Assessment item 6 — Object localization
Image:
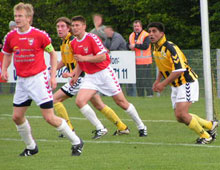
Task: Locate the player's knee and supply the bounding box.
[12,113,21,122]
[75,98,86,108]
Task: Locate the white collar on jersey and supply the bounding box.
[17,26,32,35]
[76,32,87,42]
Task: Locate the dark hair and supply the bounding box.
[56,17,71,26]
[71,15,86,24]
[105,25,114,31]
[147,22,165,32]
[133,20,142,27]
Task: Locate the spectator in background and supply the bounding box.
[104,26,127,51]
[9,21,17,30]
[90,14,107,42]
[7,21,17,94]
[129,20,153,97]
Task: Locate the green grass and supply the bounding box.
[0,94,220,170]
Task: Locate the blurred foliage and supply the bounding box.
[0,0,219,50]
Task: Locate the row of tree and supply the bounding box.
[0,0,219,50]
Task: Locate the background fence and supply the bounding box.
[0,49,219,98]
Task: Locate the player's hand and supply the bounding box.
[152,80,160,92]
[1,71,9,81]
[70,76,78,86]
[62,72,72,78]
[154,82,165,93]
[50,77,57,90]
[74,54,85,62]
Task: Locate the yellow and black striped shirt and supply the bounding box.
[60,33,84,76]
[152,35,198,87]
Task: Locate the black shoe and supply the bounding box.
[58,134,65,138]
[207,120,219,140]
[92,128,108,139]
[19,146,38,156]
[72,139,84,156]
[113,127,130,136]
[196,137,213,144]
[139,126,147,137]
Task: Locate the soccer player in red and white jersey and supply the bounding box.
[69,15,147,137]
[1,2,83,156]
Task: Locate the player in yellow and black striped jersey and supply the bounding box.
[152,35,198,87]
[147,22,218,144]
[53,17,129,139]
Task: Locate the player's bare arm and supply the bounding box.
[57,60,65,70]
[152,72,163,92]
[48,50,58,90]
[74,53,107,63]
[1,54,12,81]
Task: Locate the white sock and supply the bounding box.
[16,119,36,150]
[56,119,80,145]
[80,104,104,130]
[126,103,145,129]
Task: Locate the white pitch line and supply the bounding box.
[0,138,220,148]
[0,114,176,123]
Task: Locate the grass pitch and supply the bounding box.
[0,94,220,170]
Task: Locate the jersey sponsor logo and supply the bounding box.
[28,38,34,46]
[13,46,20,55]
[83,47,88,54]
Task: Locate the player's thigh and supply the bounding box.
[76,89,97,107]
[53,89,70,103]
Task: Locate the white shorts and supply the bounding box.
[13,70,53,106]
[61,77,84,97]
[171,79,199,109]
[80,66,121,96]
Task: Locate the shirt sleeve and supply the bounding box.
[169,46,186,71]
[90,35,107,55]
[41,31,52,50]
[2,34,13,54]
[135,36,150,50]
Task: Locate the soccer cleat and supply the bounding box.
[19,145,38,156]
[113,127,130,136]
[196,137,213,144]
[92,128,108,139]
[58,133,65,138]
[71,139,84,156]
[139,126,147,137]
[207,120,219,140]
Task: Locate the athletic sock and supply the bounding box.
[100,105,127,131]
[190,113,212,130]
[80,104,104,130]
[188,116,210,138]
[54,102,74,130]
[16,119,36,150]
[125,103,145,130]
[56,119,80,145]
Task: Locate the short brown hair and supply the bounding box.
[133,20,142,27]
[56,17,71,26]
[71,15,86,25]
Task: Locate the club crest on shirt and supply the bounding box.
[28,38,34,46]
[83,47,88,54]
